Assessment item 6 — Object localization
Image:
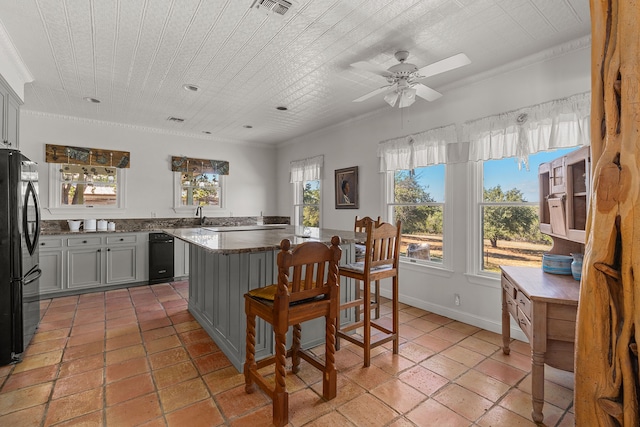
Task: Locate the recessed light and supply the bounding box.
[276,106,288,111]
[183,84,200,92]
[243,125,253,129]
[167,116,185,123]
[84,97,101,103]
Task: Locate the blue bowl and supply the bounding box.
[542,253,572,275]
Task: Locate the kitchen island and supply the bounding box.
[163,225,360,371]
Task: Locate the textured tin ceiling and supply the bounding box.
[0,0,590,145]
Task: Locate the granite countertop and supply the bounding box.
[163,226,361,254]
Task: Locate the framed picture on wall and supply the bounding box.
[335,166,359,209]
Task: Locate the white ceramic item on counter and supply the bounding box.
[84,218,97,231]
[108,222,116,231]
[67,220,82,232]
[97,219,108,231]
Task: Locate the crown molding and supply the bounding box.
[21,110,272,149]
[0,20,34,99]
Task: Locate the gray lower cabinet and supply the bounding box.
[39,232,149,296]
[174,238,189,278]
[187,243,354,372]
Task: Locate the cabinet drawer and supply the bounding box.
[505,294,518,319]
[515,290,532,320]
[106,234,138,245]
[67,236,102,247]
[40,238,63,248]
[517,307,532,340]
[501,275,517,299]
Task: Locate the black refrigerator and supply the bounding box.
[0,149,41,365]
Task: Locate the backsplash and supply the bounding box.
[41,216,290,235]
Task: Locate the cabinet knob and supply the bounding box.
[83,240,87,244]
[120,238,124,241]
[107,248,111,251]
[97,249,101,252]
[40,242,45,246]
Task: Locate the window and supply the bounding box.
[48,163,126,212]
[293,180,320,227]
[474,147,577,274]
[174,172,225,212]
[386,164,445,264]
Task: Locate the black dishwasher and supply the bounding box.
[149,232,174,284]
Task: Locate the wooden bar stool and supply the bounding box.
[243,237,342,427]
[338,221,401,367]
[353,216,382,320]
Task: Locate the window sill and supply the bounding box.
[400,258,454,278]
[464,272,501,288]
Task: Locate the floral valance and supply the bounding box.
[290,155,323,183]
[377,124,457,171]
[171,156,229,175]
[463,92,591,169]
[45,144,130,168]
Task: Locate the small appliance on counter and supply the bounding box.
[84,218,96,231]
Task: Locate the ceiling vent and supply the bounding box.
[167,116,185,123]
[250,0,296,17]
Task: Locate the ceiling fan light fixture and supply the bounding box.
[398,88,416,108]
[384,91,399,107]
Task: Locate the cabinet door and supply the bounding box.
[6,95,19,148]
[68,248,102,288]
[39,249,64,293]
[106,246,136,284]
[174,238,189,277]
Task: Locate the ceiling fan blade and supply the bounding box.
[417,53,471,79]
[415,84,442,102]
[350,61,393,77]
[352,84,396,103]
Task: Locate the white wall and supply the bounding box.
[275,46,591,338]
[19,114,278,219]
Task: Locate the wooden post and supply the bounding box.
[575,1,640,425]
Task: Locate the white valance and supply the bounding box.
[377,124,457,171]
[290,155,324,183]
[464,92,591,169]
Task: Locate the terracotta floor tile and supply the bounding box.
[105,344,146,365]
[106,315,139,328]
[403,306,430,317]
[228,405,273,427]
[370,353,415,376]
[457,335,500,356]
[153,361,198,389]
[445,321,482,336]
[302,409,354,427]
[105,307,135,320]
[44,387,103,426]
[517,373,575,409]
[105,356,150,383]
[491,347,532,372]
[475,357,527,386]
[174,320,202,334]
[24,338,67,356]
[396,341,434,363]
[148,347,190,370]
[412,332,455,353]
[157,377,210,412]
[203,366,245,395]
[557,411,575,427]
[473,329,505,347]
[440,345,486,368]
[456,369,511,402]
[0,365,58,393]
[30,328,70,344]
[12,350,63,374]
[476,405,537,427]
[370,378,427,413]
[185,340,220,358]
[105,372,156,406]
[0,404,45,427]
[338,392,399,426]
[58,354,104,378]
[169,311,196,325]
[140,317,173,331]
[145,334,182,354]
[344,364,393,391]
[193,351,232,374]
[62,340,105,362]
[105,324,140,339]
[165,399,225,427]
[51,368,103,399]
[105,393,163,426]
[423,313,455,326]
[105,331,142,351]
[51,410,104,427]
[36,319,73,332]
[70,321,106,336]
[419,354,469,381]
[66,330,104,348]
[179,327,211,343]
[510,339,532,356]
[433,383,492,421]
[334,346,365,371]
[406,398,471,427]
[398,324,424,341]
[398,365,449,396]
[0,383,53,414]
[215,384,270,419]
[142,325,177,342]
[429,326,470,343]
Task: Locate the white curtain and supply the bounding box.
[289,155,323,183]
[377,124,457,171]
[464,92,591,169]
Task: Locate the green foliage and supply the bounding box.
[483,185,538,248]
[303,182,320,227]
[394,171,441,234]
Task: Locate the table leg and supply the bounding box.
[531,350,545,423]
[501,290,511,355]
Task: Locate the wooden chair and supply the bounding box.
[353,216,382,320]
[338,221,401,367]
[244,237,342,427]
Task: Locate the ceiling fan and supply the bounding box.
[351,51,471,108]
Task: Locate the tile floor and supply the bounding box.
[0,280,575,426]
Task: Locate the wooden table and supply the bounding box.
[500,266,580,423]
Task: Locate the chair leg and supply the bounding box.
[273,324,289,426]
[354,279,361,322]
[291,323,301,374]
[374,280,381,319]
[323,314,337,400]
[363,280,371,367]
[244,312,257,393]
[392,275,399,354]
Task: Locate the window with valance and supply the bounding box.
[290,155,323,227]
[171,156,229,211]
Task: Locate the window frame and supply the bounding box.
[47,163,127,214]
[173,172,226,214]
[383,164,453,271]
[293,179,321,227]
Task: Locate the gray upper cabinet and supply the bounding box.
[0,78,21,149]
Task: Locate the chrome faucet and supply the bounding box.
[195,206,205,225]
